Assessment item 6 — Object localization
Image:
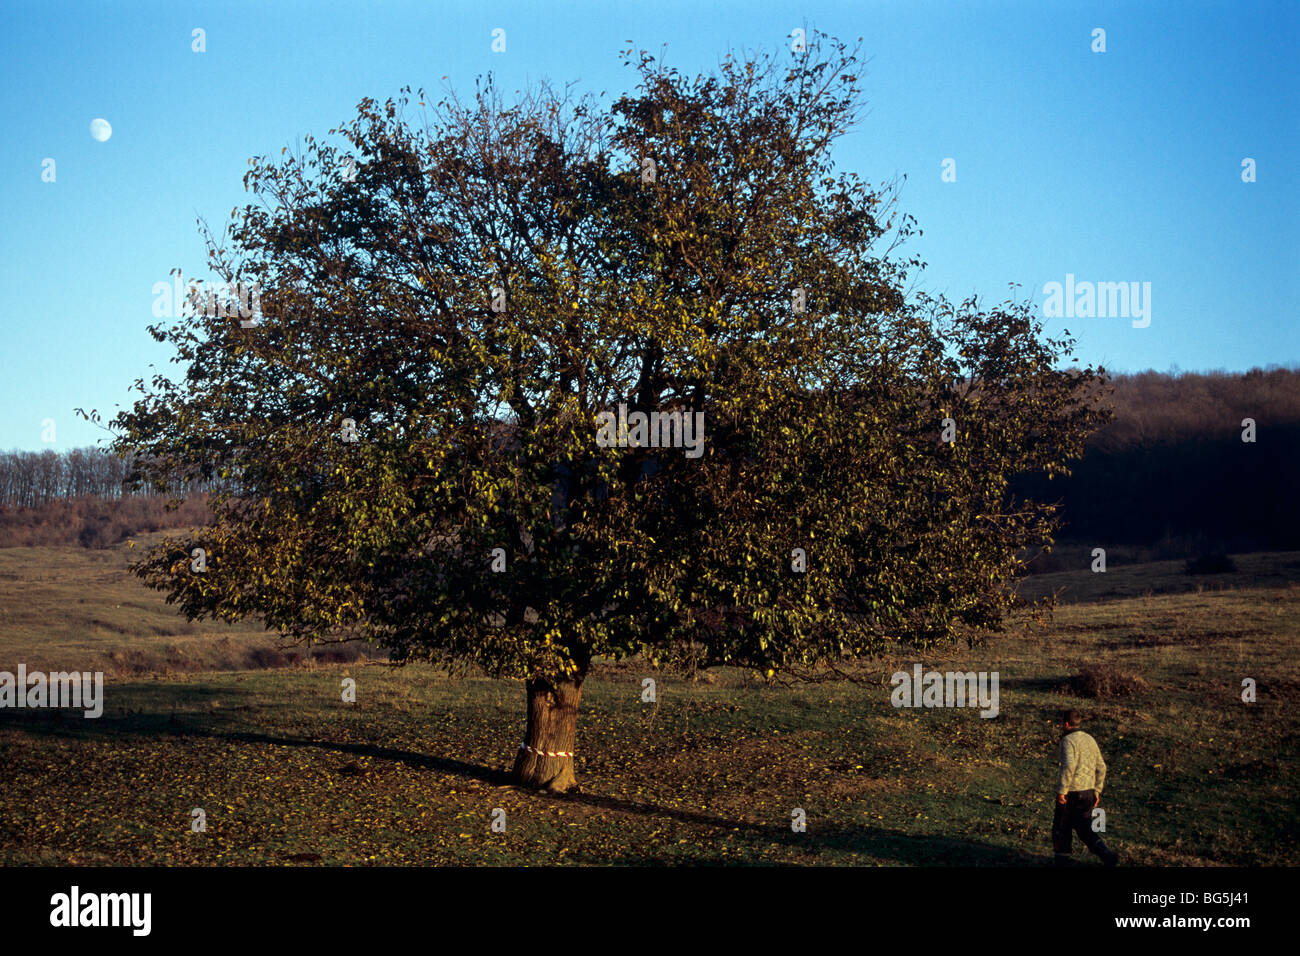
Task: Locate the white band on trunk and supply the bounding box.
[519,743,574,758]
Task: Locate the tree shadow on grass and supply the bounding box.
[216,728,518,787]
[2,705,515,788]
[548,803,1048,866]
[4,683,1048,865]
[790,824,1048,866]
[482,786,1046,866]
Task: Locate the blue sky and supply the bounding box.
[2,0,1296,451]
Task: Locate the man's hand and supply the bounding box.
[1092,793,1101,809]
[1056,793,1067,805]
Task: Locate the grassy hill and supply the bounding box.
[0,533,371,674]
[0,540,1295,865]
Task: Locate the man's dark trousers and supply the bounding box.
[1053,789,1117,865]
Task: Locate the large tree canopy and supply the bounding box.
[100,35,1109,791]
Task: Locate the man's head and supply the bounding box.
[1062,709,1082,732]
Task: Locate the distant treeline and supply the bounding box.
[0,447,222,508]
[0,448,218,548]
[2,367,1297,551]
[1015,366,1300,552]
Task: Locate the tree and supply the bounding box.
[97,34,1110,792]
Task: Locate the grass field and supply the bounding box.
[0,540,1296,865]
[0,535,370,674]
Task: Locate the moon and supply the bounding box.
[89,118,112,142]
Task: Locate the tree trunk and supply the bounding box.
[511,673,584,793]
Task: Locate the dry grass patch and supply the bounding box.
[1066,664,1149,699]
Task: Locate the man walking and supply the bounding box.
[1052,709,1119,866]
